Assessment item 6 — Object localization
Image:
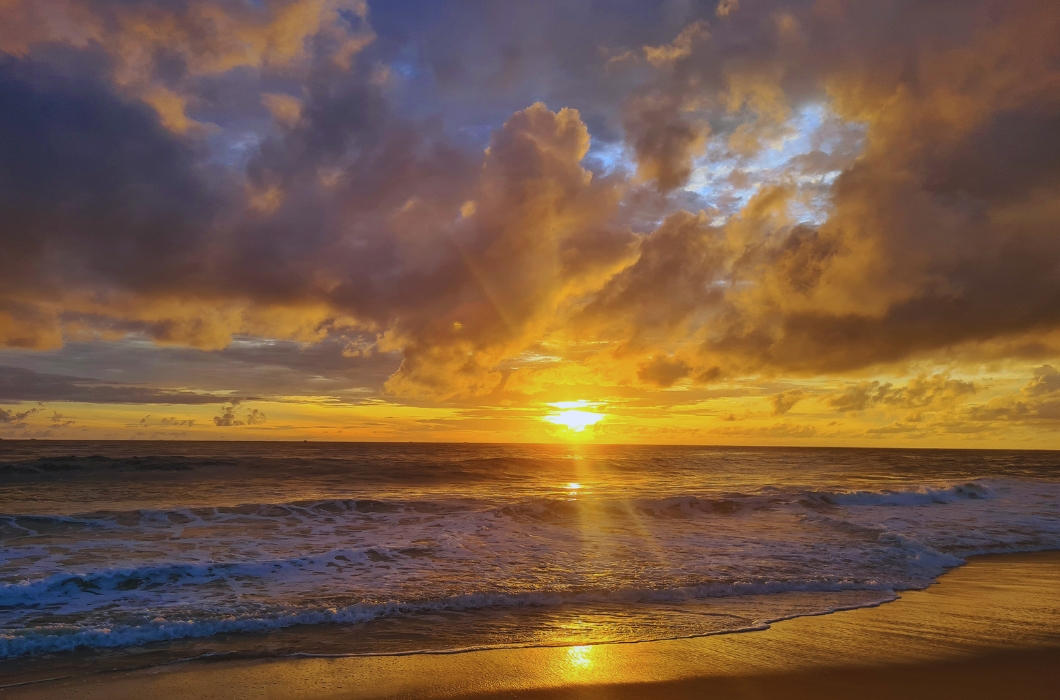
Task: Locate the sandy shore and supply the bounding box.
[3,551,1060,699]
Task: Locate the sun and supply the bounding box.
[542,401,606,432]
[544,410,605,431]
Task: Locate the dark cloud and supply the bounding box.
[771,389,805,416]
[138,415,197,428]
[0,0,1059,405]
[828,375,977,414]
[212,400,266,427]
[685,0,1060,376]
[828,381,892,413]
[579,210,726,342]
[0,366,231,404]
[0,57,224,347]
[0,406,40,424]
[1,336,401,401]
[637,354,692,388]
[624,95,709,191]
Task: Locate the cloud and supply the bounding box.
[715,0,739,19]
[579,210,726,340]
[262,92,304,128]
[637,354,692,388]
[690,1,1060,375]
[623,95,710,191]
[136,415,197,428]
[710,421,818,439]
[828,381,892,413]
[643,21,710,68]
[771,389,805,416]
[965,366,1060,424]
[1023,365,1060,397]
[49,410,76,428]
[161,416,197,427]
[0,366,232,404]
[0,58,227,347]
[0,0,374,130]
[212,400,265,427]
[212,404,239,426]
[586,0,1060,387]
[827,375,977,414]
[0,406,40,424]
[1,0,1060,410]
[380,102,631,399]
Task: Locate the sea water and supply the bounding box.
[1,442,1058,664]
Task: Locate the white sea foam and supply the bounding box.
[0,579,907,658]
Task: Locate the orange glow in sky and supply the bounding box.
[1,0,1059,448]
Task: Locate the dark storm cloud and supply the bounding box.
[0,366,231,404]
[0,58,224,345]
[1,0,1060,402]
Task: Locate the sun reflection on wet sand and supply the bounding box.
[565,645,594,671]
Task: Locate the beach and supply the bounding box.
[4,551,1058,699]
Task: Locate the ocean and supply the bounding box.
[1,441,1059,667]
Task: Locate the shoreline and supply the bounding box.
[2,551,1060,699]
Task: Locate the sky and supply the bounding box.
[1,0,1060,446]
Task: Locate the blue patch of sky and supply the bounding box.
[683,103,864,227]
[207,129,265,169]
[455,123,495,147]
[585,138,635,177]
[390,59,417,79]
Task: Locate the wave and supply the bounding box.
[0,498,469,536]
[491,482,1000,522]
[808,482,995,507]
[0,481,1002,531]
[11,541,1060,660]
[0,547,409,605]
[0,575,914,659]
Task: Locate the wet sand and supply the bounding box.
[3,552,1060,699]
